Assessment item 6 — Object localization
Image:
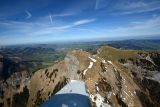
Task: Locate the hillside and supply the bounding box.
[0,46,160,107]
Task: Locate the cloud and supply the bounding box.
[95,0,100,10]
[101,16,160,37]
[33,18,96,35]
[46,19,96,32]
[25,10,32,19]
[49,14,53,24]
[0,17,96,37]
[130,17,160,29]
[112,0,160,14]
[50,19,96,31]
[0,0,54,19]
[52,12,74,17]
[73,19,96,26]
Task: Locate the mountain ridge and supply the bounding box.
[0,45,160,107]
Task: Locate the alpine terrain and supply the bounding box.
[0,45,160,107]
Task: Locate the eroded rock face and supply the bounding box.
[117,52,160,107]
[65,52,80,80]
[0,71,30,107]
[140,77,160,107]
[0,56,30,80]
[0,57,16,80]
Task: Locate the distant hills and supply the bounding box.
[107,39,160,50]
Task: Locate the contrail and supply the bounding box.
[25,10,32,19]
[49,14,53,24]
[95,0,100,10]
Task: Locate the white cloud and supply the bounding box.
[102,16,160,37]
[49,14,53,24]
[130,17,160,29]
[0,18,96,37]
[33,19,96,35]
[112,0,160,14]
[73,19,96,26]
[52,12,74,17]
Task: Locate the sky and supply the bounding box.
[0,0,160,45]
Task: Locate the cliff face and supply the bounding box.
[0,56,30,80]
[0,71,30,107]
[118,52,160,107]
[0,57,15,80]
[0,46,160,107]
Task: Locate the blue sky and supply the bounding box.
[0,0,160,45]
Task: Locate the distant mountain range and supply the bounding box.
[107,39,160,50]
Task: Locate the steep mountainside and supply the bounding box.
[98,46,160,107]
[0,46,160,107]
[0,56,32,80]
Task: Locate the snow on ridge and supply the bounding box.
[88,62,94,69]
[83,56,96,76]
[90,94,111,107]
[102,59,106,63]
[89,57,97,62]
[83,62,93,75]
[96,86,100,92]
[107,61,113,65]
[83,69,88,75]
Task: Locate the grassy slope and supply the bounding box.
[98,45,160,62]
[98,46,140,61]
[97,46,152,75]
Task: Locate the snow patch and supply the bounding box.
[89,57,97,62]
[90,94,111,107]
[107,61,113,65]
[123,98,126,101]
[83,69,88,75]
[102,60,106,63]
[83,62,93,75]
[88,62,93,69]
[96,86,100,92]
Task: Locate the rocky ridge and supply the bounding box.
[0,46,160,107]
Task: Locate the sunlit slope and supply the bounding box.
[98,46,141,61]
[98,46,160,107]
